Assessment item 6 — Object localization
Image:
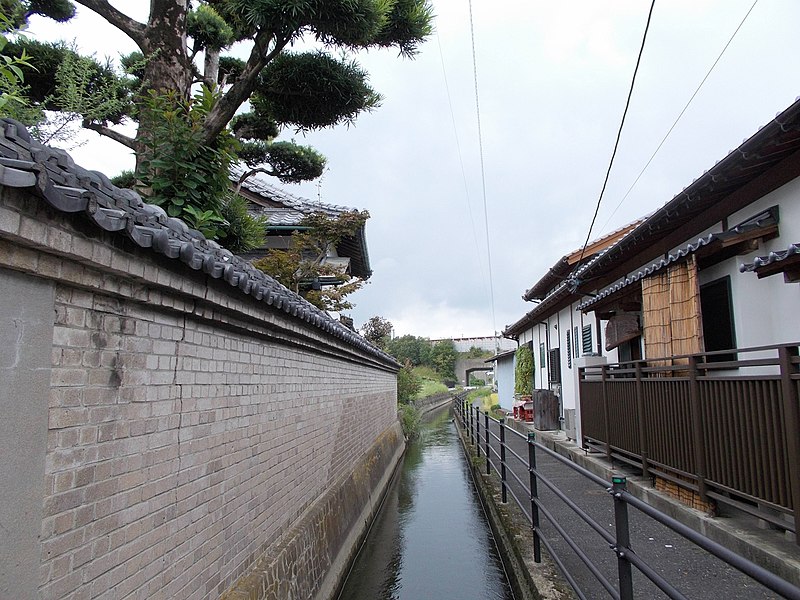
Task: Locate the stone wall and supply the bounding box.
[0,176,401,599]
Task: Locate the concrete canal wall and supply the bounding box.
[0,127,402,600]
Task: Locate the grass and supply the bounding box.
[468,387,503,419]
[412,366,449,399]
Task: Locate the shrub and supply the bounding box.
[398,403,421,440]
[514,345,534,396]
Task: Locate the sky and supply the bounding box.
[25,0,800,339]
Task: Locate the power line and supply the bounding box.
[575,0,657,267]
[598,0,759,235]
[435,30,491,300]
[467,0,498,339]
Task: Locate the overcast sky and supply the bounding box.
[27,0,800,339]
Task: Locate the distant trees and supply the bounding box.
[382,335,458,382]
[396,361,421,404]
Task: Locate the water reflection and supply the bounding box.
[338,408,515,600]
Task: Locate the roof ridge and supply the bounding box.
[0,119,395,366]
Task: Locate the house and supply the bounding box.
[230,164,372,282]
[502,96,800,539]
[502,220,643,437]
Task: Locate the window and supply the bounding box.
[566,330,572,368]
[548,348,561,384]
[573,326,579,358]
[539,342,546,365]
[700,276,737,362]
[582,324,593,355]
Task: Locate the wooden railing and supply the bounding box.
[579,343,800,542]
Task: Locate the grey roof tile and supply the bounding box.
[0,118,396,367]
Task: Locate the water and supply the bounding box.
[337,407,515,600]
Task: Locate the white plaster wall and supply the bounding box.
[496,354,515,411]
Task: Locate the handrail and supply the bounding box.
[451,395,800,600]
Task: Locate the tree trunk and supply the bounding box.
[204,48,220,89]
[133,0,193,171]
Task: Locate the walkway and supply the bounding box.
[473,410,788,599]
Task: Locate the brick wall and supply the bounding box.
[0,187,402,600]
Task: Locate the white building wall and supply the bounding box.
[496,354,515,411]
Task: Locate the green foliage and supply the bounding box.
[237,139,326,183]
[385,334,430,366]
[6,39,131,123]
[415,376,447,399]
[463,345,492,359]
[231,110,278,141]
[182,205,227,239]
[430,340,457,380]
[254,51,382,131]
[1,0,75,27]
[397,402,421,440]
[217,55,245,84]
[26,0,75,22]
[110,170,136,189]
[514,345,534,396]
[219,194,266,253]
[360,315,393,349]
[468,376,486,387]
[397,361,421,404]
[0,14,35,116]
[188,4,234,51]
[135,86,236,221]
[252,210,369,311]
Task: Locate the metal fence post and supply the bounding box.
[611,475,634,600]
[528,432,541,563]
[485,411,491,475]
[476,405,482,458]
[779,345,800,545]
[469,403,474,446]
[500,418,507,503]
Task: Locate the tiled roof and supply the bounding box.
[0,118,395,367]
[230,164,352,223]
[503,94,800,339]
[572,96,800,289]
[740,243,800,273]
[577,234,716,310]
[229,164,372,278]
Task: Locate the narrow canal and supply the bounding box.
[337,406,515,600]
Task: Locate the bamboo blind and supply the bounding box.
[642,255,703,368]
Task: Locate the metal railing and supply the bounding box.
[579,342,800,540]
[452,396,800,600]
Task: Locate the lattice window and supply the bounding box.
[566,330,572,368]
[582,324,593,355]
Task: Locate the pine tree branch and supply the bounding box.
[234,166,277,195]
[82,121,138,150]
[202,31,289,144]
[73,1,148,49]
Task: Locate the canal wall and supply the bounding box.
[0,122,402,600]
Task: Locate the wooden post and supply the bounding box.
[779,345,800,545]
[689,355,708,500]
[635,361,650,481]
